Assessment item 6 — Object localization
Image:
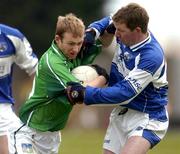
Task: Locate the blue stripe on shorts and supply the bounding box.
[143,129,161,148]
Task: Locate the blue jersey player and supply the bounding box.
[0,24,38,154]
[66,3,169,154]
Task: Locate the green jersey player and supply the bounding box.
[11,13,108,154]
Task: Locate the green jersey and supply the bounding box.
[19,40,102,131]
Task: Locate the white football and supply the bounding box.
[71,65,98,82]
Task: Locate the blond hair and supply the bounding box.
[55,13,85,38]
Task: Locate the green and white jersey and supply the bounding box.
[19,40,102,132]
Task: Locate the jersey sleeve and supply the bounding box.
[8,32,38,75]
[88,15,112,39]
[84,51,165,106]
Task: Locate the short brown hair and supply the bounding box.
[55,13,85,38]
[112,3,149,33]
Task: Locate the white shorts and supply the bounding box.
[103,106,169,154]
[10,125,61,154]
[0,104,24,153]
[0,104,21,136]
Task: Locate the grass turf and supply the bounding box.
[59,129,180,154]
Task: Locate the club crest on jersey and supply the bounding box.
[124,52,132,61]
[0,42,8,52]
[117,52,132,62]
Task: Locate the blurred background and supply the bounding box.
[1,0,180,153]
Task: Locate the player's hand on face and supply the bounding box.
[66,82,85,105]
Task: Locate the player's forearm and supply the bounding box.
[99,31,114,47]
[84,81,136,105]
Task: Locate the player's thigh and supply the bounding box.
[0,135,9,154]
[121,136,150,154]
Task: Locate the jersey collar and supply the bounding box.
[130,31,151,52]
[51,40,67,60]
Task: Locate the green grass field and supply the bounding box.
[59,129,180,154]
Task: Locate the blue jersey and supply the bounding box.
[0,24,38,104]
[84,17,168,121]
